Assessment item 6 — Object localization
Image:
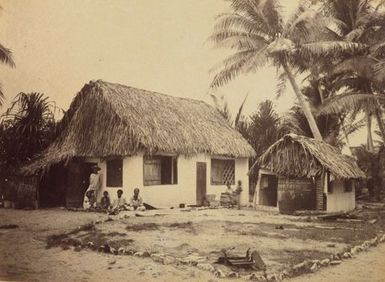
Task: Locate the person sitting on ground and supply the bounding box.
[100,191,111,210]
[112,189,129,211]
[83,190,96,210]
[128,188,146,211]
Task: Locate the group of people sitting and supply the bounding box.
[83,188,146,213]
[219,180,243,209]
[82,165,146,214]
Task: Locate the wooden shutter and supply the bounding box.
[106,158,123,187]
[144,157,161,186]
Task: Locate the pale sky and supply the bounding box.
[0,0,366,146]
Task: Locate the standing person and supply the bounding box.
[129,188,146,211]
[234,180,243,210]
[87,165,101,199]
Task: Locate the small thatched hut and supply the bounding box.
[23,80,255,207]
[252,134,365,214]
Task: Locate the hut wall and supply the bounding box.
[277,177,316,214]
[326,179,355,212]
[87,154,249,207]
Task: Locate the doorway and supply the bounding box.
[196,162,207,205]
[66,162,96,208]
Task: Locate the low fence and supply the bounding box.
[1,175,39,209]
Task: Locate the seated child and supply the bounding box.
[100,191,111,210]
[83,190,96,210]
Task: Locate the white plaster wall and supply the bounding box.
[87,154,249,207]
[327,179,355,212]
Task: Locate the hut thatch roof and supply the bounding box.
[256,133,365,179]
[23,80,255,174]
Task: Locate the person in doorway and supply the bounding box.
[112,189,129,211]
[234,180,243,209]
[100,191,111,210]
[128,188,146,211]
[87,165,101,199]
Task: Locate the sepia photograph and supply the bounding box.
[0,0,385,281]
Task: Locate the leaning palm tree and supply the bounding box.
[315,0,385,149]
[209,0,366,140]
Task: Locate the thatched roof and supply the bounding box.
[23,80,255,174]
[255,134,365,179]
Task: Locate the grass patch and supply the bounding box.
[107,231,127,237]
[0,224,19,229]
[46,233,69,248]
[272,249,332,266]
[168,221,193,228]
[126,223,159,232]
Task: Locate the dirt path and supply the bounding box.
[292,244,385,282]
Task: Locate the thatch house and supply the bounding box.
[252,134,365,214]
[23,80,255,208]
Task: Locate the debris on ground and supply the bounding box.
[217,248,266,271]
[362,203,385,211]
[0,224,19,229]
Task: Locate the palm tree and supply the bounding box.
[0,92,62,170]
[315,0,385,149]
[0,43,15,104]
[209,0,366,140]
[210,92,248,131]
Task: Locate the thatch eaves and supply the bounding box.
[23,80,255,174]
[256,133,365,179]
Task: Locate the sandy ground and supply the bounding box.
[0,208,384,282]
[292,244,385,282]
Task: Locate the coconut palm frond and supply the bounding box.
[209,30,268,50]
[275,71,287,99]
[300,41,368,57]
[0,43,15,67]
[332,56,375,77]
[234,93,248,127]
[316,93,385,116]
[230,0,283,37]
[373,60,385,83]
[210,48,268,89]
[345,26,366,41]
[214,13,267,36]
[370,41,385,56]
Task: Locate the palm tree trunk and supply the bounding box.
[282,63,323,140]
[374,108,385,143]
[366,109,374,152]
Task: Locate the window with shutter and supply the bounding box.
[143,155,178,186]
[106,158,123,187]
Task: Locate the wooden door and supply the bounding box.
[196,162,207,205]
[66,162,95,208]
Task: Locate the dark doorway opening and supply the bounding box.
[259,174,278,207]
[196,162,207,205]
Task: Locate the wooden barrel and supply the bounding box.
[277,177,316,214]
